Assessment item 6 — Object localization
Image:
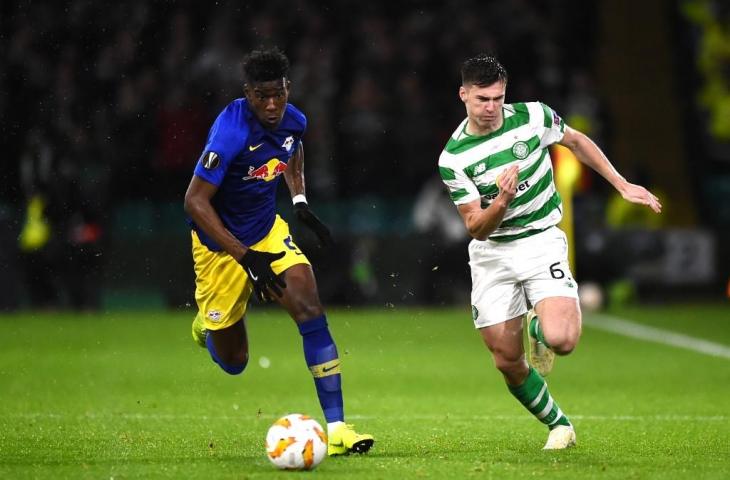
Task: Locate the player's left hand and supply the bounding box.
[294,202,334,247]
[619,182,662,213]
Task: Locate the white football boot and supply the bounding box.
[543,425,576,450]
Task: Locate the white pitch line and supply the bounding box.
[585,313,730,360]
[7,413,727,422]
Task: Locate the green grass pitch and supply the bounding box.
[1,304,729,479]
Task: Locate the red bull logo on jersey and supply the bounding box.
[243,158,288,182]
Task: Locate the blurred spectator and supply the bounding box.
[412,175,470,304]
[18,126,103,310]
[18,128,57,308]
[155,83,208,200]
[336,72,395,197]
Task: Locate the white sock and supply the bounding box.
[327,421,345,436]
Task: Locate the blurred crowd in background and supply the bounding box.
[2,0,599,202]
[1,0,727,310]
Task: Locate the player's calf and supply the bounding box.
[508,366,572,438]
[492,350,530,385]
[205,334,249,375]
[298,314,344,422]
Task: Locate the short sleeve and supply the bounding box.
[193,102,248,186]
[439,161,480,206]
[539,102,566,148]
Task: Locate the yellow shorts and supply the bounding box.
[192,215,310,331]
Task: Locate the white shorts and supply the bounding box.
[469,227,579,329]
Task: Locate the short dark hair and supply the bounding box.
[242,47,290,84]
[461,54,508,87]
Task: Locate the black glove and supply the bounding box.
[238,249,287,302]
[294,202,334,247]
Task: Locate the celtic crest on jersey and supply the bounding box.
[512,141,529,159]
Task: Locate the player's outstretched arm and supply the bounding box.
[283,143,334,247]
[559,126,662,213]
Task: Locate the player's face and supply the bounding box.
[244,79,290,129]
[459,80,506,135]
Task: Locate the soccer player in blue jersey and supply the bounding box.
[183,47,373,456]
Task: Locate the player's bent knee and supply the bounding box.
[542,319,581,355]
[205,332,250,375]
[216,354,249,375]
[551,336,578,355]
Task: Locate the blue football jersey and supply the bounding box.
[188,99,306,251]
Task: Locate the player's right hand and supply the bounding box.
[238,249,287,302]
[496,165,519,202]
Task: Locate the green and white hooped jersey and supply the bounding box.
[439,102,566,242]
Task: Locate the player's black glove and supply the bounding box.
[238,249,287,302]
[294,202,334,247]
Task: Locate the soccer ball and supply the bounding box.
[578,281,604,312]
[265,414,328,470]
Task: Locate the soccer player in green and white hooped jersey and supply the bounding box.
[439,55,662,449]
